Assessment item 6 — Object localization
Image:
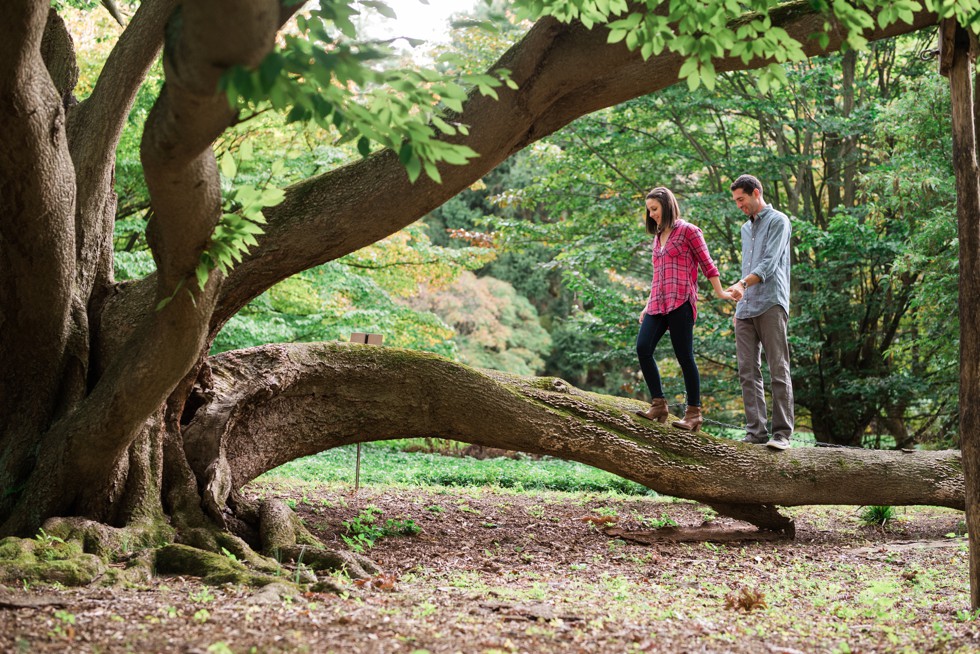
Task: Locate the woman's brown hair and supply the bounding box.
[645,187,681,235]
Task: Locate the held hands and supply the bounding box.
[717,288,737,302]
[724,283,744,301]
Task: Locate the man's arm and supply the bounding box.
[749,214,791,284]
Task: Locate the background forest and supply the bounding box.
[81,4,959,451]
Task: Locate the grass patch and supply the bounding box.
[259,441,653,495]
[860,505,897,527]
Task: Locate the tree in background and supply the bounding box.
[407,270,552,375]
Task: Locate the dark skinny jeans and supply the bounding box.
[636,301,700,407]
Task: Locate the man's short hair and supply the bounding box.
[730,174,763,195]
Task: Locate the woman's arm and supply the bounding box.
[687,225,720,279]
[708,275,735,301]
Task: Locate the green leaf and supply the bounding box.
[258,52,283,92]
[361,0,396,19]
[477,84,499,100]
[431,116,456,135]
[423,160,442,183]
[700,62,717,90]
[442,97,465,113]
[357,136,372,158]
[404,154,422,183]
[196,261,210,291]
[219,152,237,180]
[678,57,699,80]
[258,189,283,208]
[398,141,414,165]
[686,70,701,92]
[607,29,627,44]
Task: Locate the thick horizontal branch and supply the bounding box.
[183,343,964,527]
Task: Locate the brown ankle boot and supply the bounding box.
[636,397,669,422]
[672,405,703,431]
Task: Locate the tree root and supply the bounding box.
[0,501,375,591]
[0,517,179,587]
[0,533,106,587]
[42,516,175,559]
[154,544,285,586]
[708,503,796,535]
[160,499,380,587]
[273,544,379,580]
[258,499,379,579]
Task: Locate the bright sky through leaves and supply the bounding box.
[356,0,478,46]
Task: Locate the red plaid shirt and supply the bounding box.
[644,220,719,322]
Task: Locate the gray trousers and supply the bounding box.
[735,306,794,441]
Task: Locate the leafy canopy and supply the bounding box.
[222,0,519,184]
[513,0,979,91]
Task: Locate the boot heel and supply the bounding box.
[636,398,669,422]
[672,406,703,431]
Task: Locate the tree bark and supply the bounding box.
[0,1,78,520]
[942,18,980,609]
[181,343,964,533]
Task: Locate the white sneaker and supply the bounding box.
[767,436,791,451]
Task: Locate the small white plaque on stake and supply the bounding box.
[348,331,384,490]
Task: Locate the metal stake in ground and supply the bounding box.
[349,332,384,492]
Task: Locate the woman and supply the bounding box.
[635,187,734,431]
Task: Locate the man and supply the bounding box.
[725,175,794,450]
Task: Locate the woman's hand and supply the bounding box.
[708,276,739,303]
[639,309,646,324]
[717,289,736,301]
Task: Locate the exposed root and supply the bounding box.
[42,516,174,559]
[708,503,796,535]
[274,544,379,580]
[177,527,280,575]
[0,497,380,590]
[0,533,106,587]
[0,518,176,587]
[154,544,285,586]
[258,498,380,579]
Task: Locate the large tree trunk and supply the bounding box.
[0,0,279,536]
[942,19,980,609]
[181,342,964,536]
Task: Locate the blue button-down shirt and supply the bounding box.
[735,204,791,319]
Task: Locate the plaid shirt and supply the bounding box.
[644,220,720,322]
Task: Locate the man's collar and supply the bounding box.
[750,203,770,222]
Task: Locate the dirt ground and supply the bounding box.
[1,481,976,653]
